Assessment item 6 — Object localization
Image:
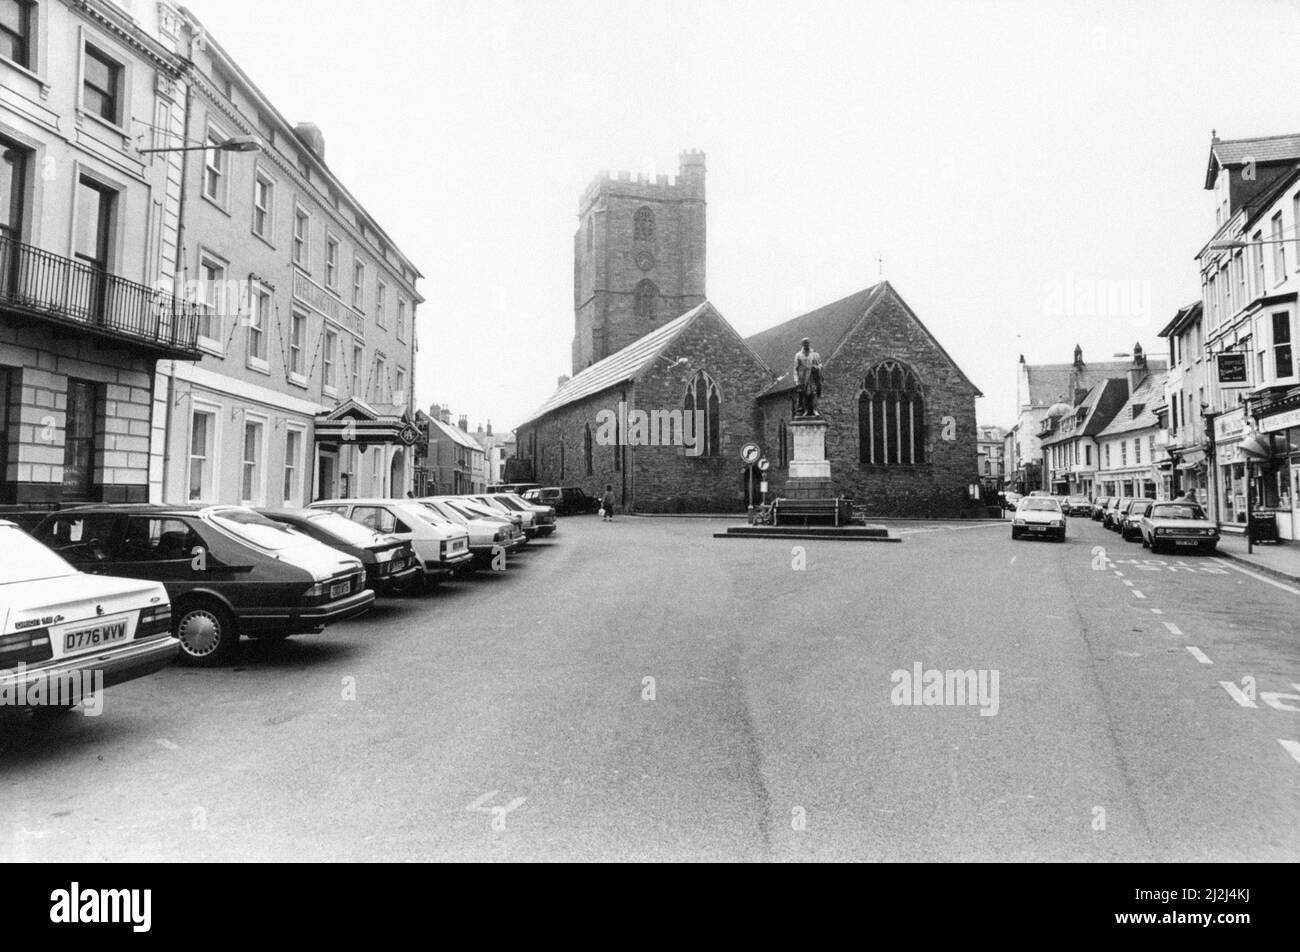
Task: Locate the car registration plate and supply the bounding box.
[64,620,127,653]
[1029,526,1046,532]
[330,580,351,599]
[1175,540,1200,547]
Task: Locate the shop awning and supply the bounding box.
[1177,448,1207,470]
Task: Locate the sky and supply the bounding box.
[188,0,1300,434]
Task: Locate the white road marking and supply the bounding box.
[1279,739,1300,766]
[1211,558,1300,596]
[1131,590,1146,599]
[1219,681,1258,708]
[1186,646,1213,665]
[1122,580,1134,587]
[155,739,179,750]
[1114,571,1125,577]
[1163,622,1184,636]
[1009,556,1017,564]
[1151,608,1163,615]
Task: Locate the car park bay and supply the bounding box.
[2,515,1297,862]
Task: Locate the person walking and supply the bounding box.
[601,484,616,521]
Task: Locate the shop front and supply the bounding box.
[1212,408,1247,527]
[1256,403,1300,541]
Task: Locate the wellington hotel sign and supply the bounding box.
[293,271,364,339]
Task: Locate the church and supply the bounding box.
[513,152,982,516]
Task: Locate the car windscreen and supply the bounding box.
[0,527,77,583]
[1150,504,1206,521]
[494,495,526,511]
[1018,499,1061,512]
[445,500,494,521]
[416,503,458,525]
[307,512,386,547]
[210,508,307,550]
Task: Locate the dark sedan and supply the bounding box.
[258,508,421,596]
[1119,498,1156,541]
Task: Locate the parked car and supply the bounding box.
[417,497,523,567]
[465,494,545,538]
[258,508,421,596]
[0,520,179,712]
[522,486,600,516]
[1119,498,1156,541]
[31,505,373,666]
[487,483,542,495]
[1028,490,1053,497]
[308,498,473,586]
[1139,501,1220,553]
[458,495,527,535]
[491,493,557,537]
[1092,497,1111,522]
[1063,496,1092,517]
[1103,497,1133,531]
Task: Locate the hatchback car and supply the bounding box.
[1119,498,1156,541]
[308,499,473,587]
[32,505,373,666]
[1092,497,1111,522]
[0,521,179,713]
[491,493,557,537]
[1103,497,1133,531]
[1063,496,1092,517]
[1011,497,1067,541]
[417,497,523,567]
[258,508,421,595]
[1139,501,1220,553]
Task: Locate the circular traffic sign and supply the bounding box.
[741,443,760,465]
[757,458,770,472]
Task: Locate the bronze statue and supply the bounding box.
[793,337,822,417]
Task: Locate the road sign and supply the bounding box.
[741,443,760,465]
[757,458,770,471]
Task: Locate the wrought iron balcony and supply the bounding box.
[0,234,204,359]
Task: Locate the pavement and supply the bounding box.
[1213,530,1300,585]
[1,513,1297,861]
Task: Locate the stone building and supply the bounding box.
[0,0,202,505]
[572,151,706,373]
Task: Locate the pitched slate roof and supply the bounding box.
[745,281,982,398]
[1023,356,1167,409]
[1206,133,1300,188]
[1159,301,1203,339]
[427,415,485,452]
[1097,372,1168,438]
[518,302,709,426]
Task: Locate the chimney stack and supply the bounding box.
[293,122,325,162]
[486,420,493,437]
[458,414,468,432]
[1128,342,1148,391]
[557,374,570,389]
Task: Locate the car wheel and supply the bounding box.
[1010,528,1020,540]
[173,599,238,667]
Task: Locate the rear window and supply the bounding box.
[210,508,305,550]
[1018,499,1061,512]
[308,512,387,547]
[0,527,77,583]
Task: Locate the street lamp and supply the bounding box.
[138,134,262,155]
[1205,237,1291,252]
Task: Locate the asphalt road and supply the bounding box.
[2,513,1298,861]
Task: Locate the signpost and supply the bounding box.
[741,443,761,511]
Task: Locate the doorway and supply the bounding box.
[317,448,337,501]
[62,379,97,501]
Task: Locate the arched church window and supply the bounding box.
[634,280,658,319]
[858,360,926,466]
[634,206,654,241]
[684,371,721,457]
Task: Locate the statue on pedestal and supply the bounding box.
[793,337,822,417]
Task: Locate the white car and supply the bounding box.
[0,521,179,713]
[490,492,557,538]
[462,494,530,534]
[1011,497,1067,542]
[416,497,523,567]
[309,499,472,586]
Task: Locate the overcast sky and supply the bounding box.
[190,0,1300,433]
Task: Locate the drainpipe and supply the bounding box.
[160,48,195,504]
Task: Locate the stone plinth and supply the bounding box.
[785,416,832,497]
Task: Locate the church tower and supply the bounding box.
[572,150,707,373]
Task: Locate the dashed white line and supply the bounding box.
[1151,608,1163,615]
[1186,646,1213,665]
[1113,571,1125,578]
[154,739,180,750]
[1219,681,1258,708]
[1131,590,1146,599]
[1122,580,1134,587]
[1279,739,1300,766]
[1163,622,1184,636]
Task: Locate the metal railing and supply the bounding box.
[0,234,204,357]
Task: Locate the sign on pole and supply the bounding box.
[741,443,760,465]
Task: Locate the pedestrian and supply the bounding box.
[601,484,616,521]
